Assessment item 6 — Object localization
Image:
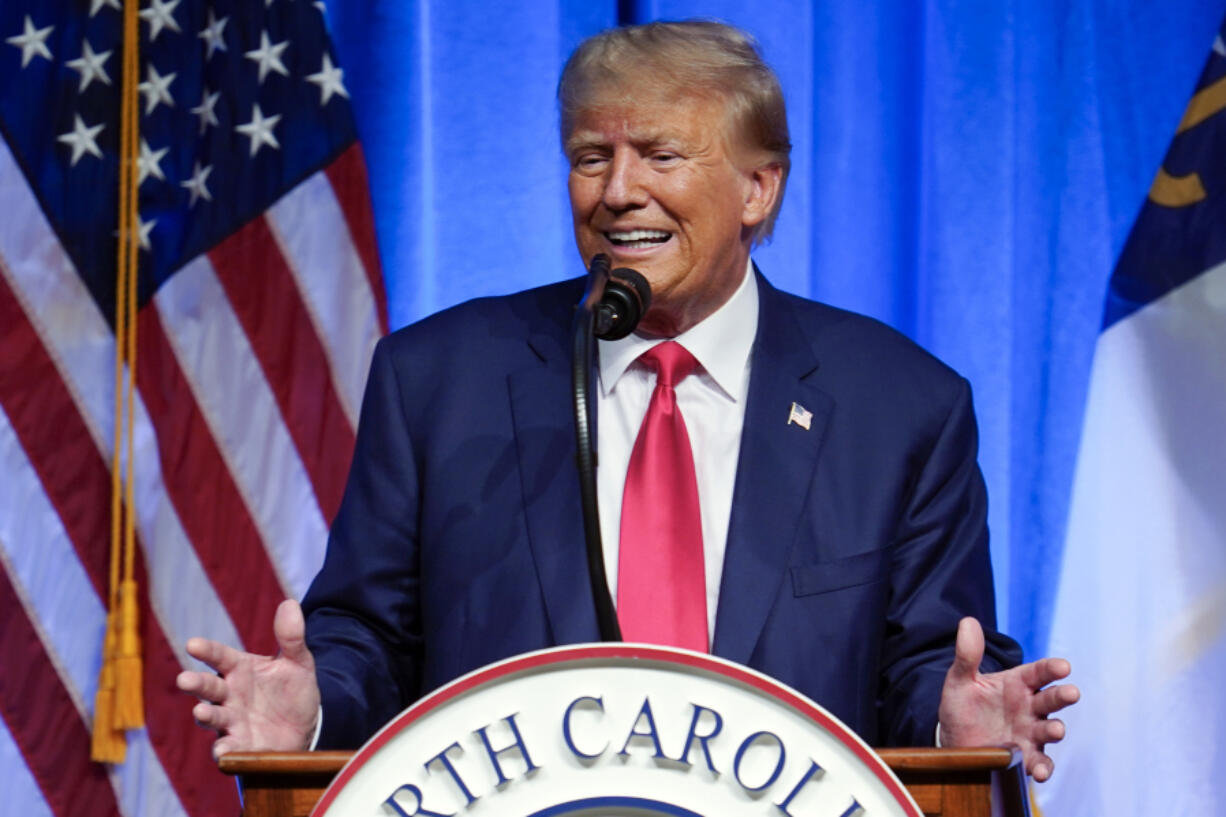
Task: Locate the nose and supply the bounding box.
[601,149,649,211]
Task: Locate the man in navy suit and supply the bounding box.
[179,21,1078,779]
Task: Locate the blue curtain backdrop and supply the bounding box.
[324,0,1222,662]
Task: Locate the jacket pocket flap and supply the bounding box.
[790,549,888,596]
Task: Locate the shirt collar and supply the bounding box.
[599,258,759,401]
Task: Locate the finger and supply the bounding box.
[1027,752,1055,782]
[948,617,985,681]
[273,599,312,667]
[1034,718,1065,745]
[1017,656,1072,690]
[192,700,233,732]
[213,735,242,760]
[1032,683,1080,716]
[185,636,244,675]
[175,669,203,694]
[176,670,229,703]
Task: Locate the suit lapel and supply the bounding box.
[713,277,833,665]
[508,319,601,646]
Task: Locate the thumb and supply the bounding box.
[273,599,311,666]
[948,617,985,682]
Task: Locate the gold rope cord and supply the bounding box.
[91,0,144,764]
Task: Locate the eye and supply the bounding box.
[571,152,609,174]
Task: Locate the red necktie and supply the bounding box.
[617,341,708,651]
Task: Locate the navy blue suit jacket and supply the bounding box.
[302,272,1022,749]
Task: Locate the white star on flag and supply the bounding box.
[6,15,53,68]
[180,161,214,206]
[138,139,169,185]
[245,31,290,84]
[138,64,177,115]
[138,216,155,250]
[66,40,113,92]
[191,89,221,133]
[89,0,121,16]
[57,115,105,166]
[306,53,348,104]
[117,216,157,251]
[198,10,228,59]
[140,0,182,42]
[235,103,282,156]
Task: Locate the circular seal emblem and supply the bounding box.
[313,644,923,817]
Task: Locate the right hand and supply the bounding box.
[176,599,322,758]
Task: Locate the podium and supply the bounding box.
[223,648,1032,817]
[220,746,1029,817]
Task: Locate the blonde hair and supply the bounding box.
[559,20,791,243]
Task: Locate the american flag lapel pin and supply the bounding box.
[787,401,813,430]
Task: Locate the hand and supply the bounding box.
[176,599,322,758]
[937,617,1080,781]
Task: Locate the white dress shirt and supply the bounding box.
[596,260,758,643]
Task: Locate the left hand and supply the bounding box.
[938,617,1080,781]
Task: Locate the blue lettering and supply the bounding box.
[675,703,723,773]
[617,697,667,759]
[837,798,865,817]
[733,731,786,793]
[562,695,608,760]
[774,760,824,815]
[382,783,455,817]
[423,742,478,806]
[474,712,540,787]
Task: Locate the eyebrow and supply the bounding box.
[564,127,680,156]
[564,131,607,155]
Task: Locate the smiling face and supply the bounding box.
[565,93,782,336]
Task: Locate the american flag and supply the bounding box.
[787,401,812,430]
[0,1,386,815]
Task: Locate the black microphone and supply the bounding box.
[569,254,653,642]
[594,267,652,340]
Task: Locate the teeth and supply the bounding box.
[607,229,670,244]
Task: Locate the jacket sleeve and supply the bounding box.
[301,336,425,749]
[877,377,1023,746]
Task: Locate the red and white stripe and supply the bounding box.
[153,254,329,600]
[0,130,386,817]
[0,713,56,817]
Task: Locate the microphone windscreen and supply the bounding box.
[609,267,652,313]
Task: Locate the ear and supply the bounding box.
[741,162,784,229]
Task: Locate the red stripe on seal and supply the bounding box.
[207,217,356,523]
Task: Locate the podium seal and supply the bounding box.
[313,644,923,817]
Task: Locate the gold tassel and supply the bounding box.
[112,579,144,728]
[90,612,126,763]
[93,0,143,761]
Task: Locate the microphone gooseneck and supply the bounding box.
[571,254,653,642]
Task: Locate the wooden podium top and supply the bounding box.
[220,746,1028,817]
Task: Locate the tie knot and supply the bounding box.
[640,341,700,388]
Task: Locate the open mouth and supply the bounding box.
[605,229,671,249]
